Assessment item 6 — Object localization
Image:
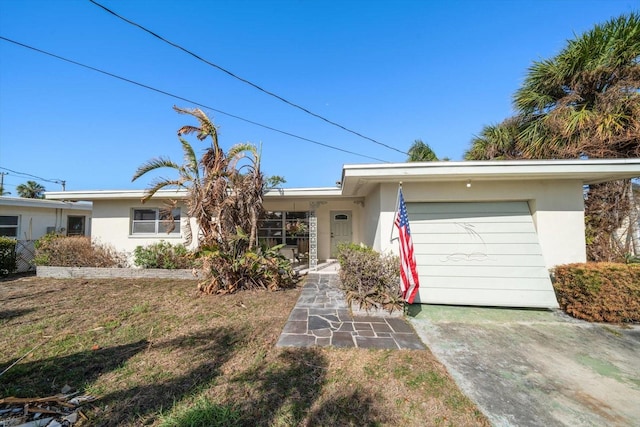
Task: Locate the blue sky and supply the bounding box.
[0,0,637,193]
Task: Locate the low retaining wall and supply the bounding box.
[37,266,201,280]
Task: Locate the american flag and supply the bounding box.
[394,188,420,304]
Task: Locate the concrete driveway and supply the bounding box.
[408,305,640,427]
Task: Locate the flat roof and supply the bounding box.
[341,159,640,196]
[45,159,640,201]
[0,197,92,210]
[45,187,344,201]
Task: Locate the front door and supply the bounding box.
[330,211,352,258]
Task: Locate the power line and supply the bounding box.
[89,0,409,156]
[0,166,64,185]
[0,36,388,163]
[0,167,66,190]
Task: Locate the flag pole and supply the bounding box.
[390,181,402,243]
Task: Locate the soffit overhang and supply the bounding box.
[340,159,640,197]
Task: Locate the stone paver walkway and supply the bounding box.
[277,272,425,349]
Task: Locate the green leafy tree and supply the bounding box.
[466,13,640,261]
[407,139,439,162]
[16,180,45,199]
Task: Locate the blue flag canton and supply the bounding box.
[397,192,411,230]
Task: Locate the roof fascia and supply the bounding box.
[0,197,92,210]
[341,159,640,196]
[45,189,187,201]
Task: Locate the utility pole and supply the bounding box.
[0,172,8,195]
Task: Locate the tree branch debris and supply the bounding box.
[0,388,94,427]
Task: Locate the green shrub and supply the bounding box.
[198,239,298,294]
[0,236,17,275]
[34,234,127,267]
[552,263,640,323]
[133,241,196,269]
[337,242,402,313]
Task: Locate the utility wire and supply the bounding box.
[0,36,387,163]
[0,166,64,185]
[89,0,409,156]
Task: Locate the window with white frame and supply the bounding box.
[0,216,19,238]
[258,211,308,246]
[131,208,180,235]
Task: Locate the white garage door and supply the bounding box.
[407,201,558,308]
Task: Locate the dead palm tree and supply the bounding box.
[134,106,296,295]
[133,106,266,250]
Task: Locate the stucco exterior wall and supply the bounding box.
[91,199,196,259]
[361,184,382,250]
[90,197,365,263]
[370,179,586,269]
[0,203,91,240]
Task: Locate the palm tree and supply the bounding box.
[465,118,524,160]
[514,13,639,159]
[132,137,201,242]
[0,184,10,196]
[133,106,264,250]
[134,106,293,294]
[407,139,438,162]
[16,181,45,199]
[466,13,640,261]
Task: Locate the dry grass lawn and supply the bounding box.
[0,275,488,426]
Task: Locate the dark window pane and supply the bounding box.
[159,208,181,220]
[260,220,282,229]
[0,228,17,237]
[286,212,307,220]
[0,216,19,226]
[134,209,157,220]
[67,216,84,236]
[262,211,282,220]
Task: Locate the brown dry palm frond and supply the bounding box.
[134,106,294,294]
[173,105,219,145]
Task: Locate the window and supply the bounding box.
[0,216,19,238]
[67,216,85,236]
[131,208,180,235]
[259,211,308,246]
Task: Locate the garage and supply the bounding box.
[407,201,559,308]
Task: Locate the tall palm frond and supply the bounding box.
[132,157,183,182]
[174,105,219,147]
[407,139,438,162]
[467,13,640,261]
[16,180,45,199]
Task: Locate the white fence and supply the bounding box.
[16,240,36,273]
